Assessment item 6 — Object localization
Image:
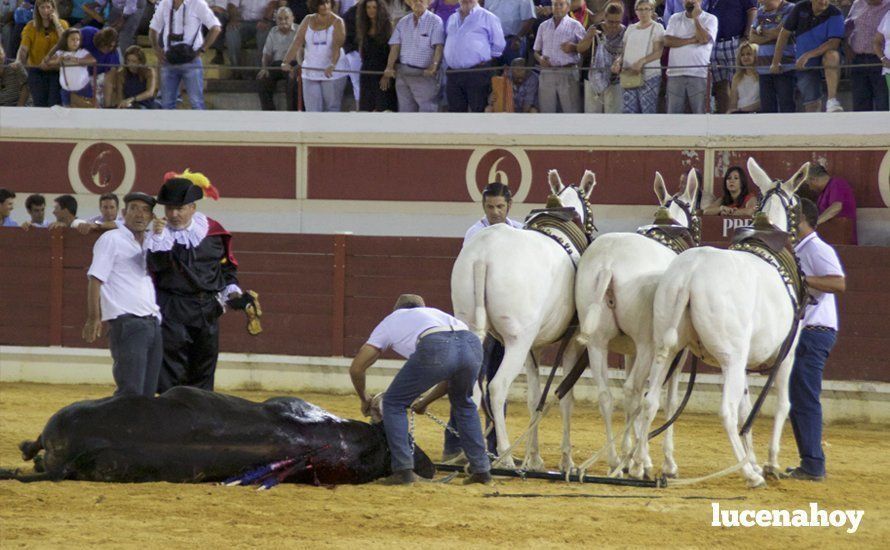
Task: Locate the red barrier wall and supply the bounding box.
[0,228,886,383]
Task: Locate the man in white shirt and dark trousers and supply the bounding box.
[664,0,718,113]
[83,192,162,397]
[349,294,492,485]
[785,198,846,482]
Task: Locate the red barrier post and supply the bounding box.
[331,233,347,356]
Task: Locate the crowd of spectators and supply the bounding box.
[1,0,889,112]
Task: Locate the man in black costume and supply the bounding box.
[146,170,253,393]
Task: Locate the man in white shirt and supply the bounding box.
[226,0,272,78]
[149,0,222,109]
[664,0,717,113]
[83,192,163,397]
[487,0,536,65]
[49,195,89,230]
[349,294,492,485]
[463,181,524,244]
[785,198,846,482]
[532,0,586,113]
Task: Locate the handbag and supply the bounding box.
[620,23,656,90]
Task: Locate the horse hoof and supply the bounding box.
[762,464,780,479]
[522,457,546,472]
[662,470,679,479]
[559,458,575,474]
[747,476,767,489]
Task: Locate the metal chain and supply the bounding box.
[424,410,499,462]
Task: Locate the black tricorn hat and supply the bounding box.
[123,192,157,208]
[156,178,204,206]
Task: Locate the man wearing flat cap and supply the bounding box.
[349,293,492,485]
[145,170,250,393]
[84,192,163,396]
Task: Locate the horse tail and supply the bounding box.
[576,269,612,348]
[658,279,690,352]
[472,261,488,341]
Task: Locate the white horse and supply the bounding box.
[637,158,810,487]
[451,170,595,471]
[574,170,700,478]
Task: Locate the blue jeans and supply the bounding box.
[444,334,502,456]
[160,58,205,110]
[27,68,62,107]
[789,328,837,477]
[383,330,490,474]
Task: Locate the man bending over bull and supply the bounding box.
[83,192,162,397]
[146,171,252,393]
[349,294,492,485]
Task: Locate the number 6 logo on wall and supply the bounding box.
[67,141,137,196]
[465,147,533,203]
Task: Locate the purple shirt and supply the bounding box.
[430,0,460,31]
[709,0,757,41]
[80,25,121,75]
[443,6,506,69]
[817,176,857,244]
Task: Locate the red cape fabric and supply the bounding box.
[207,218,238,267]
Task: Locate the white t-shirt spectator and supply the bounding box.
[880,11,890,76]
[150,0,221,51]
[623,21,664,81]
[665,11,717,78]
[87,226,161,322]
[57,49,92,92]
[367,307,468,358]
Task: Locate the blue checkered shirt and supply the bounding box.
[390,10,446,69]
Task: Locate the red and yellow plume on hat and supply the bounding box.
[164,169,220,200]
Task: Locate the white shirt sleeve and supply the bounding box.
[665,13,679,36]
[87,232,116,283]
[149,0,168,33]
[520,0,535,21]
[198,0,222,29]
[366,316,392,351]
[810,244,845,278]
[702,14,718,43]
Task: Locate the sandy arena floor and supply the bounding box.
[1,382,887,548]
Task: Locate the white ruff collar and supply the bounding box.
[145,212,209,252]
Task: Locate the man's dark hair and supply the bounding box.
[482,182,512,202]
[99,193,119,206]
[0,189,15,202]
[800,197,819,229]
[25,194,45,211]
[808,163,829,178]
[55,195,78,216]
[93,27,118,50]
[605,2,624,16]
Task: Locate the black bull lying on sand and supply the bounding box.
[1,387,435,485]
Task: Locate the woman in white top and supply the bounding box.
[43,27,96,108]
[728,42,760,113]
[617,0,663,113]
[282,0,349,112]
[875,10,890,99]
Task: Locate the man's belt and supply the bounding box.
[417,326,457,343]
[804,325,836,333]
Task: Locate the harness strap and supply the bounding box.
[648,353,697,440]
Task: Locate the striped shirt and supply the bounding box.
[390,10,445,69]
[533,15,586,67]
[752,0,796,74]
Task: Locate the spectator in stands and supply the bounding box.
[78,26,120,107]
[0,43,29,105]
[845,0,890,111]
[429,0,458,28]
[703,165,758,216]
[76,192,121,233]
[83,192,162,397]
[208,0,230,62]
[879,10,890,98]
[1,0,15,55]
[708,0,756,114]
[257,6,297,110]
[110,44,158,108]
[806,163,858,244]
[749,0,796,113]
[443,0,505,112]
[0,188,16,227]
[619,0,663,114]
[283,0,310,24]
[226,0,271,79]
[578,2,624,113]
[149,0,221,110]
[486,56,538,111]
[785,197,845,483]
[108,0,147,52]
[20,193,50,230]
[772,0,845,113]
[728,41,759,112]
[533,0,585,113]
[487,0,535,66]
[282,0,348,112]
[43,27,97,107]
[664,0,717,114]
[379,0,408,24]
[382,0,444,112]
[79,1,112,29]
[50,194,89,229]
[568,0,595,29]
[15,0,68,107]
[340,0,361,109]
[356,0,396,110]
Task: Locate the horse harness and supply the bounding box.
[636,196,701,254]
[523,189,595,266]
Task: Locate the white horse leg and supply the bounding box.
[621,353,640,463]
[737,378,762,476]
[522,353,546,471]
[630,347,671,479]
[590,345,620,472]
[488,337,535,469]
[661,350,683,479]
[720,364,766,488]
[557,342,584,473]
[766,352,795,477]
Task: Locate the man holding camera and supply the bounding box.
[149,0,222,109]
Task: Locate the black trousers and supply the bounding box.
[446,66,491,113]
[156,292,222,394]
[850,54,889,112]
[258,64,298,111]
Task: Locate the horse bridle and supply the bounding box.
[757,182,801,244]
[560,185,597,240]
[664,194,701,246]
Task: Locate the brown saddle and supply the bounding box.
[524,207,581,227]
[730,213,790,254]
[636,207,695,253]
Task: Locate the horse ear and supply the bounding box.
[683,168,699,203]
[784,161,810,194]
[579,170,596,198]
[548,169,564,195]
[747,157,773,195]
[653,171,668,206]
